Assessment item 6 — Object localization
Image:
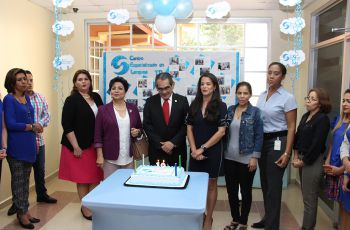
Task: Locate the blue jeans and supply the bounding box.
[33,145,47,198]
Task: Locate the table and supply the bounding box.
[82,169,209,230]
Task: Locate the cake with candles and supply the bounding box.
[125,160,189,188]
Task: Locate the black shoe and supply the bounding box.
[37,195,57,203]
[29,217,40,223]
[17,214,34,229]
[81,208,92,221]
[224,221,239,230]
[251,220,265,229]
[7,204,17,216]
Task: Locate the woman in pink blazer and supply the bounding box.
[94,77,142,179]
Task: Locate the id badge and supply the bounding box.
[274,137,281,151]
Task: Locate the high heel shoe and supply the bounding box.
[29,217,40,223]
[17,214,34,229]
[81,208,92,221]
[203,216,213,230]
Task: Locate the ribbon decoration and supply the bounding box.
[279,1,304,81]
[53,0,75,104]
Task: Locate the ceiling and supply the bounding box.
[29,0,317,13]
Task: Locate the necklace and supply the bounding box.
[113,106,126,112]
[14,94,26,104]
[235,106,247,120]
[113,102,126,111]
[81,93,90,99]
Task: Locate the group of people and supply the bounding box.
[1,68,57,229]
[1,61,350,230]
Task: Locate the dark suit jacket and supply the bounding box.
[61,92,103,151]
[94,102,141,160]
[143,93,189,167]
[293,111,330,165]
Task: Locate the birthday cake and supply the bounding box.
[125,165,189,188]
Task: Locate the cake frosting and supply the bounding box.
[125,165,189,188]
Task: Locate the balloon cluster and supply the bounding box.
[138,0,193,34]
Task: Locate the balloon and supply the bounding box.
[138,0,157,19]
[155,15,176,34]
[153,0,178,16]
[173,0,193,19]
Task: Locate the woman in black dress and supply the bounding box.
[186,72,227,230]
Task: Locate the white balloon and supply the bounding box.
[155,15,176,34]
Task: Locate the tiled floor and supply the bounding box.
[0,177,334,230]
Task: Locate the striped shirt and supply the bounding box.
[29,92,50,147]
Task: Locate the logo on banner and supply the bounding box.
[111,55,129,75]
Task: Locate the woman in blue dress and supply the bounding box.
[324,90,350,201]
[4,68,41,229]
[0,92,8,182]
[335,89,350,229]
[186,72,227,230]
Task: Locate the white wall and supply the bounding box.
[0,0,57,205]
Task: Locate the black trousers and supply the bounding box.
[33,145,48,198]
[258,136,287,230]
[224,159,256,225]
[0,159,2,181]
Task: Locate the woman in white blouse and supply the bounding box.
[94,77,142,179]
[252,62,297,230]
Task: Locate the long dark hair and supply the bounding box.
[189,72,221,122]
[71,69,93,96]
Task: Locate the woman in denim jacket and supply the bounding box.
[224,82,263,230]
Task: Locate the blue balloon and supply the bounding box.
[153,0,178,16]
[173,0,193,19]
[138,0,157,19]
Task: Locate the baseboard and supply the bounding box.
[0,170,58,209]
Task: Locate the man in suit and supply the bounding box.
[143,72,189,168]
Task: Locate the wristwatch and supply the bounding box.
[200,145,207,151]
[31,124,35,131]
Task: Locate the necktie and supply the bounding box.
[163,99,170,125]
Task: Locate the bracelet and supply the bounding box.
[31,124,35,131]
[284,152,290,158]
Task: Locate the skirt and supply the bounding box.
[59,145,103,184]
[325,174,343,201]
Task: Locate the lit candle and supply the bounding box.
[179,155,182,168]
[161,160,166,167]
[175,163,177,176]
[134,160,137,172]
[142,154,145,166]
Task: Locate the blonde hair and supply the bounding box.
[332,89,350,133]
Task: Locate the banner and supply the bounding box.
[101,51,241,112]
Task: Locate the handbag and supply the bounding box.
[131,130,149,160]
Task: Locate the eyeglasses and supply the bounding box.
[304,96,318,102]
[157,86,171,92]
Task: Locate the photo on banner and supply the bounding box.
[100,51,242,116]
